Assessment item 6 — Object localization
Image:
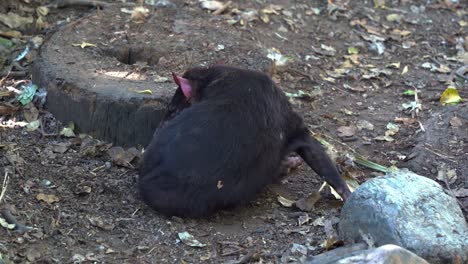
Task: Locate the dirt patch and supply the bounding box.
[1,0,467,263]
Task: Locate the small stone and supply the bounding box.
[291,243,308,255]
[356,120,374,131]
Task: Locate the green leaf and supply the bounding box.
[347,46,358,54]
[403,89,415,96]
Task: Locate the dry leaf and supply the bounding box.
[337,126,356,137]
[72,42,97,48]
[295,192,321,211]
[391,29,411,36]
[374,135,394,142]
[401,65,409,75]
[394,117,416,125]
[88,217,115,231]
[36,193,60,204]
[0,12,33,28]
[277,195,295,207]
[200,1,223,11]
[449,116,462,127]
[298,214,311,226]
[386,14,402,22]
[440,87,462,106]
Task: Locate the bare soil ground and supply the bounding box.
[0,0,467,263]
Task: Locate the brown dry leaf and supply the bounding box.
[88,217,115,231]
[36,193,60,204]
[364,25,383,36]
[348,54,361,64]
[107,146,136,168]
[322,76,336,83]
[80,135,113,157]
[343,84,366,92]
[449,116,462,128]
[0,30,22,38]
[295,192,321,211]
[0,103,19,115]
[391,29,411,36]
[74,183,92,195]
[131,7,149,23]
[0,12,33,28]
[23,103,39,122]
[438,64,451,73]
[343,174,360,193]
[337,126,356,137]
[262,4,282,15]
[320,236,340,250]
[394,117,416,125]
[259,13,269,23]
[342,60,353,68]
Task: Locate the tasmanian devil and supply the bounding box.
[139,64,351,218]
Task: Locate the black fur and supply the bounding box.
[139,65,351,217]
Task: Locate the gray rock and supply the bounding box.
[339,169,468,264]
[307,244,429,264]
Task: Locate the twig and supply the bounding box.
[213,1,232,15]
[423,145,456,162]
[0,171,9,203]
[237,248,256,264]
[0,71,27,78]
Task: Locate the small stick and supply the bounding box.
[237,248,256,264]
[422,145,456,162]
[0,71,27,78]
[213,1,232,15]
[0,171,9,203]
[288,68,316,83]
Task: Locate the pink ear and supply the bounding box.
[172,72,192,99]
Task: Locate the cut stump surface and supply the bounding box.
[33,5,271,147]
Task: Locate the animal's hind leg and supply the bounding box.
[278,154,303,179]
